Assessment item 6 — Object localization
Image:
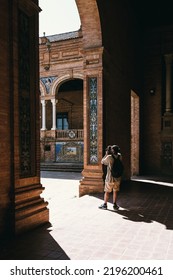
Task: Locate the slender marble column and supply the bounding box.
[41,100,47,130]
[164,54,173,114]
[51,98,57,130]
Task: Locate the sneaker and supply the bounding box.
[113,204,119,211]
[98,203,107,210]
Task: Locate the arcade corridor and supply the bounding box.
[1,172,173,260]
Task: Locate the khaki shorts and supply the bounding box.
[104,178,121,193]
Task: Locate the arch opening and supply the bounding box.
[40,78,84,171]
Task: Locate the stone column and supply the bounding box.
[164,54,173,114]
[51,98,57,130]
[41,100,47,130]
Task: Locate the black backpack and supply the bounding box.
[111,155,124,178]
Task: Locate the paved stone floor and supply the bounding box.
[1,171,173,260]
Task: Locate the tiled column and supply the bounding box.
[41,100,47,130]
[79,47,104,197]
[51,98,57,130]
[164,54,173,114]
[14,0,49,234]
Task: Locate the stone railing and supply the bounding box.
[56,129,83,140]
[40,129,84,141]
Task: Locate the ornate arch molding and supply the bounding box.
[51,73,84,97]
[75,0,102,48]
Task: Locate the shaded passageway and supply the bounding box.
[0,172,173,260]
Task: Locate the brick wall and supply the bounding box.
[141,28,173,174]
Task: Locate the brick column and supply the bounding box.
[164,54,173,114]
[14,0,49,234]
[161,54,173,175]
[162,54,173,129]
[79,47,104,196]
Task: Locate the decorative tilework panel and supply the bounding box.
[18,10,36,177]
[40,77,57,94]
[56,142,83,163]
[89,77,98,164]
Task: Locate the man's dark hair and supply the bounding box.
[112,145,120,154]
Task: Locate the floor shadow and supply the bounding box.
[0,223,70,260]
[106,208,152,223]
[92,180,173,230]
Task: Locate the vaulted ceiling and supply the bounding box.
[131,0,173,28]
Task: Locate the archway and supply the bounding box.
[0,0,140,237]
[40,78,84,171]
[1,0,173,241]
[39,0,104,196]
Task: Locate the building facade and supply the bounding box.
[0,0,173,239]
[39,31,84,172]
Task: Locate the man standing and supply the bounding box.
[98,145,122,210]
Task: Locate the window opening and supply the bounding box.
[56,112,69,130]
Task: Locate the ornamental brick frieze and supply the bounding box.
[83,47,103,69]
[62,50,80,58]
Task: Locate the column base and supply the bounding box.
[15,183,49,234]
[79,168,104,197]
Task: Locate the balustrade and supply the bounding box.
[41,129,83,140]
